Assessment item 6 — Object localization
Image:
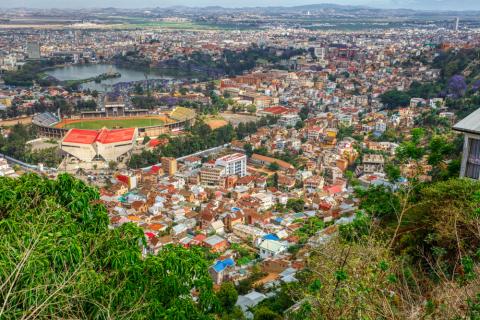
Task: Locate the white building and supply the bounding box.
[215,153,247,177]
[60,128,137,162]
[258,239,287,259]
[278,114,301,127]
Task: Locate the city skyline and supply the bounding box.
[3,0,480,11]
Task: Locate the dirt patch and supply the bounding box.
[206,119,229,130]
[0,116,33,126]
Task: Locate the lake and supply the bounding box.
[46,64,177,91]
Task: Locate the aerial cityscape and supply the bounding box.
[1,2,480,319]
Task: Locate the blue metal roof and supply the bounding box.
[212,258,235,273]
[263,234,280,241]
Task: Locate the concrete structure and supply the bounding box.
[200,165,225,186]
[362,154,385,174]
[0,157,16,177]
[278,114,301,127]
[215,153,247,177]
[161,157,177,176]
[454,108,480,179]
[250,153,294,171]
[26,41,40,59]
[60,128,137,162]
[258,239,287,259]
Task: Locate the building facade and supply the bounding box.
[215,153,247,177]
[454,109,480,180]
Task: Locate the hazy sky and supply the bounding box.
[3,0,480,11]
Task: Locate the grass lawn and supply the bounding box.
[62,118,164,130]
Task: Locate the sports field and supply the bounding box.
[60,118,165,130]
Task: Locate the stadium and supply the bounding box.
[33,106,197,139]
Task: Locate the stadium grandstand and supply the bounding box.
[170,107,196,122]
[60,128,138,163]
[32,112,60,127]
[33,106,197,139]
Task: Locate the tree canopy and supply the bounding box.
[0,173,219,319]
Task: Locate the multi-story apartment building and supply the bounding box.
[161,157,177,176]
[215,153,247,177]
[200,165,225,186]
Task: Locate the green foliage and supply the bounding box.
[294,217,325,243]
[355,185,400,218]
[0,173,219,319]
[339,212,372,243]
[337,125,354,141]
[253,307,282,320]
[143,135,151,145]
[247,104,257,114]
[0,124,61,167]
[217,282,238,312]
[254,283,296,316]
[236,268,267,295]
[394,178,480,274]
[380,89,410,109]
[428,135,456,166]
[298,107,310,121]
[3,58,68,87]
[268,162,280,171]
[128,120,235,168]
[286,198,305,213]
[397,140,425,162]
[385,163,402,182]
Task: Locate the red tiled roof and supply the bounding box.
[63,128,135,145]
[63,129,98,144]
[324,185,343,194]
[262,106,290,115]
[96,128,136,144]
[149,139,161,147]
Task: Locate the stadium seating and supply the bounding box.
[169,107,196,122]
[32,112,60,127]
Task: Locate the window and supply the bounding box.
[466,138,480,179]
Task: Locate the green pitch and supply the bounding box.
[62,118,165,130]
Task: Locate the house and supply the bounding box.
[209,257,235,284]
[203,235,228,252]
[250,154,294,171]
[208,220,225,235]
[362,154,385,174]
[236,291,267,318]
[258,239,287,259]
[453,108,480,179]
[232,224,266,242]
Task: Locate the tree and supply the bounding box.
[355,185,400,219]
[339,212,372,243]
[179,87,188,95]
[294,120,304,130]
[247,104,257,114]
[108,160,118,171]
[253,307,282,320]
[286,198,305,212]
[271,172,279,188]
[134,83,144,95]
[244,143,254,158]
[299,106,310,121]
[448,75,467,98]
[380,90,410,109]
[217,282,238,312]
[142,136,151,145]
[385,163,401,182]
[268,162,280,171]
[0,174,219,319]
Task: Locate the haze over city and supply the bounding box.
[3,0,480,10]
